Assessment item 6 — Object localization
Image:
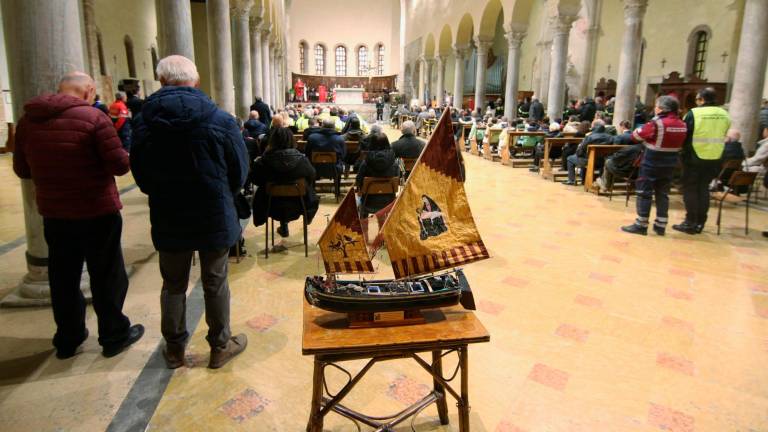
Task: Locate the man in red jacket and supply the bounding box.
[13,72,143,359]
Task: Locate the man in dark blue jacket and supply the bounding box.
[130,55,249,370]
[306,118,346,176]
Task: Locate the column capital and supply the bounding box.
[249,16,262,31]
[259,24,272,38]
[550,15,578,36]
[473,36,493,55]
[452,44,472,59]
[435,55,446,66]
[230,0,254,19]
[505,30,527,49]
[623,0,648,23]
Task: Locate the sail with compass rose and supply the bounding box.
[318,187,374,274]
[381,109,489,279]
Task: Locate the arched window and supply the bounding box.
[335,46,347,76]
[314,44,325,75]
[299,41,308,73]
[357,46,368,76]
[96,30,107,76]
[686,26,711,79]
[124,35,136,77]
[151,47,159,81]
[376,44,385,75]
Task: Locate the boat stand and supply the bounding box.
[306,348,471,431]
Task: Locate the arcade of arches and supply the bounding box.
[0,0,767,431]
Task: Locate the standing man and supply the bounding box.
[109,92,132,151]
[250,96,272,130]
[622,96,688,236]
[529,96,544,122]
[131,56,249,369]
[13,72,143,359]
[673,88,731,234]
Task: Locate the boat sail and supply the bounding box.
[304,109,487,315]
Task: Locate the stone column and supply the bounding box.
[613,0,648,126]
[546,15,577,121]
[473,37,493,113]
[207,0,235,114]
[452,45,469,109]
[2,0,86,300]
[261,28,272,107]
[81,0,103,95]
[537,40,553,103]
[231,0,253,119]
[417,56,426,105]
[425,58,434,104]
[728,0,768,152]
[269,46,276,107]
[579,25,600,98]
[250,17,263,100]
[504,30,526,118]
[435,56,446,106]
[156,0,195,60]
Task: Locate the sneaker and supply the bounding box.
[277,224,289,238]
[528,166,539,173]
[621,223,647,236]
[56,328,89,360]
[208,334,248,369]
[102,324,145,358]
[653,225,666,236]
[672,222,698,235]
[595,178,607,193]
[695,224,704,234]
[163,343,185,369]
[563,181,576,186]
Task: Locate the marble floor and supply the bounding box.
[0,130,767,431]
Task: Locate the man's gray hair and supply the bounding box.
[656,95,679,113]
[401,120,417,135]
[370,124,383,134]
[156,55,200,86]
[322,118,336,129]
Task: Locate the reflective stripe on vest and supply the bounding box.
[691,106,730,160]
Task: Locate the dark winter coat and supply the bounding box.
[306,128,346,175]
[244,118,268,139]
[529,100,545,121]
[575,125,614,158]
[759,107,768,134]
[356,149,401,213]
[13,94,129,219]
[302,126,322,141]
[249,99,272,130]
[342,129,366,165]
[391,133,425,159]
[606,144,643,176]
[130,86,248,252]
[251,148,319,226]
[579,99,597,122]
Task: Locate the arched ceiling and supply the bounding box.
[455,13,474,46]
[478,0,503,39]
[423,33,435,57]
[438,24,453,56]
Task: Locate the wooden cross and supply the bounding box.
[721,51,729,63]
[660,58,667,69]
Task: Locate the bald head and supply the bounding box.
[59,72,96,103]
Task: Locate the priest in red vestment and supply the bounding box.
[318,84,327,103]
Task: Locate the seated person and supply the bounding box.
[594,142,644,193]
[244,110,268,138]
[715,129,746,193]
[612,120,633,145]
[392,121,425,159]
[342,117,366,167]
[560,120,591,169]
[251,127,319,238]
[306,118,346,178]
[530,123,563,172]
[742,127,768,173]
[562,115,581,134]
[468,117,487,146]
[456,109,473,141]
[296,109,313,131]
[302,117,322,141]
[518,122,543,150]
[564,119,613,185]
[356,133,402,215]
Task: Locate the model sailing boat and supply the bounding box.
[304,109,489,315]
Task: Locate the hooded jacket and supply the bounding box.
[13,93,129,219]
[356,149,401,212]
[130,86,248,252]
[251,148,319,226]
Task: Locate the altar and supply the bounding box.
[334,87,364,104]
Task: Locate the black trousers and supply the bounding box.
[43,213,130,351]
[681,161,720,226]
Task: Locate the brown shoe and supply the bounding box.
[163,344,185,369]
[208,334,248,369]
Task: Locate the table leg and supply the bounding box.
[458,346,470,431]
[431,350,450,425]
[306,358,325,432]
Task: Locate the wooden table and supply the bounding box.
[303,302,490,431]
[584,144,628,192]
[541,137,582,180]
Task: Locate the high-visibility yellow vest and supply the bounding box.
[691,106,730,160]
[296,116,309,131]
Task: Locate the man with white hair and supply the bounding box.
[391,120,425,160]
[14,71,143,359]
[131,55,249,369]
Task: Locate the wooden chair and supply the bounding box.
[716,159,744,188]
[713,171,759,235]
[296,140,307,153]
[264,179,308,258]
[344,140,361,178]
[401,157,418,179]
[310,152,341,201]
[607,165,639,207]
[360,176,400,217]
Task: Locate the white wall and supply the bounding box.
[287,0,400,76]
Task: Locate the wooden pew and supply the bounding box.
[505,131,547,167]
[296,140,306,153]
[584,144,628,192]
[458,123,472,151]
[483,128,503,161]
[469,126,485,156]
[541,137,582,180]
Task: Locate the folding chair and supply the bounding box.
[264,179,308,258]
[360,177,400,217]
[713,171,758,235]
[310,151,341,201]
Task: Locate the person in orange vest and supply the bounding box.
[109,92,132,151]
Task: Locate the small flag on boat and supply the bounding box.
[318,188,375,274]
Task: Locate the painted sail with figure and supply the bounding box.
[318,188,374,273]
[381,109,489,279]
